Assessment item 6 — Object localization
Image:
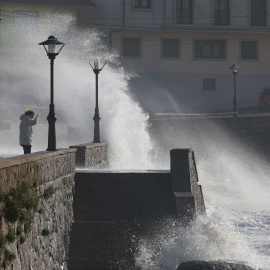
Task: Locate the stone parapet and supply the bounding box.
[0,149,76,192]
[171,149,206,219]
[69,142,107,168]
[0,149,76,270]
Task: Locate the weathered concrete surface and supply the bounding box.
[177,260,257,270]
[0,149,76,270]
[69,142,107,168]
[171,149,206,219]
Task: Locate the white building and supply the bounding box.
[79,0,270,112]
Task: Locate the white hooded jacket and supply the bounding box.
[19,114,38,146]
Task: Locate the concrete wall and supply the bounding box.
[129,72,270,112]
[171,149,206,218]
[0,149,76,270]
[113,29,270,112]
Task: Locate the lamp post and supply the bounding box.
[229,64,241,117]
[39,36,64,151]
[89,57,107,143]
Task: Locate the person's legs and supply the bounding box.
[23,145,31,154]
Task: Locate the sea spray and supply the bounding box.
[0,12,156,168]
[1,10,270,270]
[138,117,270,270]
[135,214,268,270]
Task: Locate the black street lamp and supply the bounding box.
[229,64,241,117]
[89,57,107,143]
[39,36,65,151]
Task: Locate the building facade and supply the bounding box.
[81,0,270,112]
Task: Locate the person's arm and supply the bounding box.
[23,116,38,125]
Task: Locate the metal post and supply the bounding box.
[233,72,237,117]
[47,55,57,151]
[93,69,101,143]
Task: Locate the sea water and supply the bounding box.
[135,121,270,270]
[0,12,269,270]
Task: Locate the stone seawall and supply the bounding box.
[70,142,107,169]
[0,149,76,270]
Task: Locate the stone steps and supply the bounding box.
[68,222,142,269]
[68,171,177,269]
[73,172,176,222]
[67,149,206,270]
[74,203,175,221]
[68,262,140,270]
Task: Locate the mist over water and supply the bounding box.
[136,120,270,269]
[1,12,270,270]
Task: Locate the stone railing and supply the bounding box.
[0,149,76,270]
[170,149,206,219]
[70,142,107,169]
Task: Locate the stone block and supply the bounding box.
[70,142,107,168]
[170,149,206,218]
[0,148,76,270]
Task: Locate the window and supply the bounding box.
[134,0,151,9]
[176,0,193,24]
[203,78,216,90]
[250,0,267,27]
[214,0,230,25]
[241,41,258,60]
[162,39,180,58]
[122,38,141,57]
[194,40,226,59]
[13,11,39,32]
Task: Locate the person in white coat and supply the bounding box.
[19,109,38,154]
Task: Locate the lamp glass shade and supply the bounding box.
[229,64,241,74]
[94,57,100,69]
[48,44,56,54]
[39,35,64,54]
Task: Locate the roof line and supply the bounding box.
[0,0,96,8]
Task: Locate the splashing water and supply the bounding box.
[0,12,155,168]
[135,119,270,269]
[1,11,270,270]
[135,214,269,270]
